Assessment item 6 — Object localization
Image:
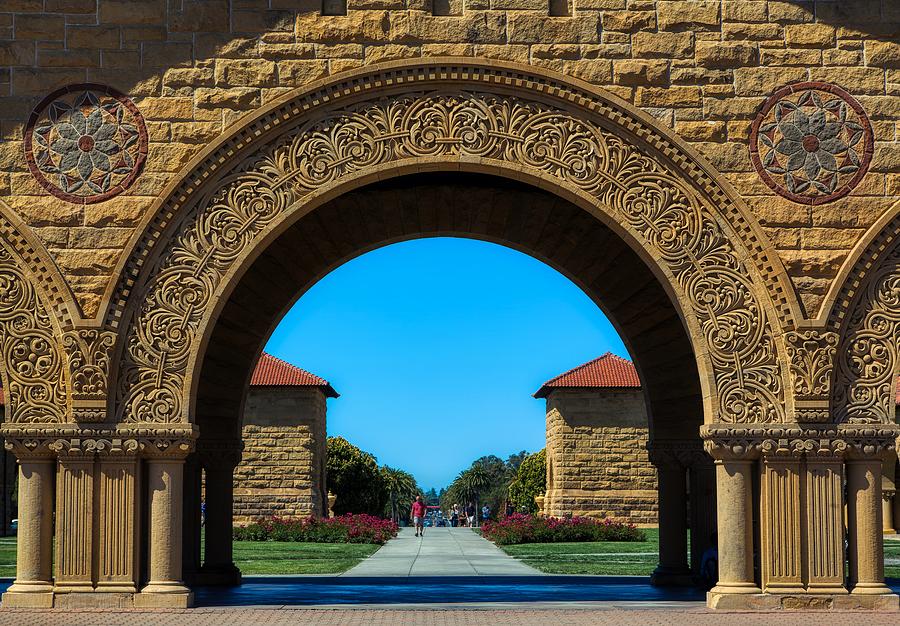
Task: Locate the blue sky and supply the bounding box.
[265,237,628,491]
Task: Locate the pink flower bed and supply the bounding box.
[481,513,645,545]
[233,513,398,544]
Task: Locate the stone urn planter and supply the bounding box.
[327,491,337,518]
[534,494,545,517]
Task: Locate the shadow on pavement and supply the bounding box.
[192,575,707,607]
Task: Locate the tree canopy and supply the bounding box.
[507,448,546,514]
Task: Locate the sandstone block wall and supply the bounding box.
[0,3,897,320]
[544,389,658,525]
[233,387,327,524]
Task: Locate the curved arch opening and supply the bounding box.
[194,172,704,442]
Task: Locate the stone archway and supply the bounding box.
[110,61,794,431]
[8,59,896,611]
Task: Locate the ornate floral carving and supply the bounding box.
[24,84,148,204]
[64,329,115,422]
[116,89,784,425]
[832,242,900,424]
[1,424,196,460]
[750,82,873,205]
[64,329,115,399]
[701,423,898,459]
[785,329,838,422]
[0,245,67,423]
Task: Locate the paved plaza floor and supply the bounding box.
[1,529,900,623]
[345,527,539,576]
[3,607,900,625]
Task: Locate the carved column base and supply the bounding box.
[134,586,193,608]
[1,589,55,608]
[708,591,899,611]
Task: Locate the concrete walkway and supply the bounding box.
[344,527,540,577]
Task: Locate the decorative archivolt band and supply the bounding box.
[0,244,67,423]
[116,89,785,425]
[832,240,900,423]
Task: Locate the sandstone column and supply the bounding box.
[198,442,242,585]
[649,445,691,586]
[2,446,55,608]
[847,452,891,595]
[135,449,193,608]
[96,441,141,593]
[53,445,95,594]
[707,446,760,598]
[759,447,803,593]
[804,451,848,594]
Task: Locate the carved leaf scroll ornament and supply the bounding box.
[0,245,66,423]
[117,90,784,425]
[833,243,900,424]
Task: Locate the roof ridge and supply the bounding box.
[541,352,617,387]
[534,352,640,398]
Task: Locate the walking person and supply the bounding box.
[482,504,490,523]
[466,502,476,528]
[450,506,459,528]
[411,495,427,537]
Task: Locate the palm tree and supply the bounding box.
[457,464,491,526]
[381,466,419,524]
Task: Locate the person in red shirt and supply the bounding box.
[411,495,427,537]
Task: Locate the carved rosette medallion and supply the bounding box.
[750,82,873,205]
[117,85,784,426]
[24,84,148,204]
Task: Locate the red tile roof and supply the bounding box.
[534,353,641,398]
[250,352,338,398]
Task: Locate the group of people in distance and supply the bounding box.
[410,497,490,537]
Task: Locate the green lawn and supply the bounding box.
[232,541,379,575]
[884,537,900,579]
[0,537,378,577]
[502,530,900,579]
[500,528,660,576]
[0,538,14,578]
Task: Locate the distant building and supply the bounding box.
[535,353,657,525]
[234,353,338,524]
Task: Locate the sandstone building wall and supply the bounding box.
[233,386,327,524]
[0,2,897,320]
[544,388,658,525]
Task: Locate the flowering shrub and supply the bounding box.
[481,513,645,545]
[233,514,398,544]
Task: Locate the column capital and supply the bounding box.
[701,423,900,461]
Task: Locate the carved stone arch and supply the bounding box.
[0,199,72,424]
[106,60,796,427]
[828,199,900,423]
